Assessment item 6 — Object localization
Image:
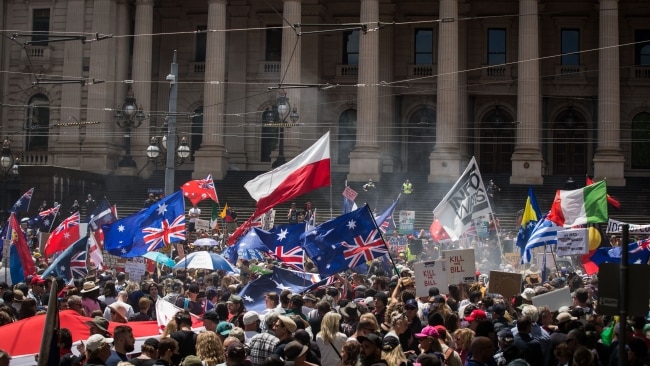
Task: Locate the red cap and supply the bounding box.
[31,276,46,286]
[464,309,487,322]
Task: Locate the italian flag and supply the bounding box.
[547,180,608,227]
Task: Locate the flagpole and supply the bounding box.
[369,204,400,276]
[619,224,629,366]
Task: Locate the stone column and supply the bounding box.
[55,0,84,167]
[84,0,117,174]
[224,6,249,169]
[278,0,302,160]
[510,0,543,185]
[299,3,320,161]
[129,0,154,171]
[348,0,381,182]
[593,0,625,186]
[378,11,396,172]
[193,0,229,179]
[429,0,462,183]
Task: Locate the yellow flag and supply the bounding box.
[219,203,229,219]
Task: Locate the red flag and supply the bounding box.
[586,176,620,209]
[244,132,330,218]
[9,213,37,277]
[429,219,451,243]
[181,174,219,206]
[44,212,81,256]
[228,214,257,245]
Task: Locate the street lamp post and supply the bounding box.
[0,138,20,211]
[114,89,146,168]
[262,90,299,168]
[146,135,191,167]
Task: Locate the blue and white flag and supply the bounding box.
[515,187,542,255]
[522,214,564,263]
[42,235,89,281]
[225,227,271,264]
[375,198,399,234]
[262,223,307,271]
[10,188,34,214]
[27,204,60,231]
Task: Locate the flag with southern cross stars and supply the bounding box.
[224,227,272,264]
[28,204,61,231]
[238,267,319,313]
[103,191,186,258]
[259,222,307,271]
[42,235,89,281]
[302,204,389,277]
[10,187,34,214]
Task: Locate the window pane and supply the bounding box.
[32,8,50,43]
[487,29,506,65]
[195,26,207,62]
[414,29,433,65]
[343,30,359,65]
[635,30,650,66]
[561,29,580,65]
[632,112,650,169]
[265,27,282,62]
[27,94,49,151]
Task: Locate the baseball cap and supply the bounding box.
[216,321,233,336]
[405,299,418,309]
[31,276,47,286]
[227,295,243,304]
[226,342,246,358]
[556,312,577,324]
[414,325,439,339]
[243,311,260,325]
[497,329,514,341]
[357,333,383,348]
[464,309,487,322]
[488,303,506,315]
[201,310,219,323]
[85,334,113,352]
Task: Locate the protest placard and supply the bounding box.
[414,260,448,298]
[488,271,522,299]
[125,257,146,283]
[503,252,521,267]
[532,287,571,311]
[399,210,415,233]
[195,218,211,232]
[556,228,588,256]
[442,248,476,284]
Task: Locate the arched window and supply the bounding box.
[26,94,49,151]
[631,112,650,169]
[191,107,203,161]
[337,109,357,165]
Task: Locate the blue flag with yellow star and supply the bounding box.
[515,187,542,255]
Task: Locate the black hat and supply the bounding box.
[488,303,506,315]
[284,340,309,361]
[497,328,514,341]
[358,333,383,348]
[144,338,159,349]
[201,310,219,323]
[374,292,388,305]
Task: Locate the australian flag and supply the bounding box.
[589,238,650,266]
[303,205,389,277]
[259,223,307,271]
[28,204,60,231]
[224,227,272,264]
[238,267,318,313]
[103,191,185,257]
[87,199,117,231]
[42,235,89,281]
[10,188,34,214]
[375,198,399,234]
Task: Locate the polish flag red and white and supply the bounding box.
[244,132,331,218]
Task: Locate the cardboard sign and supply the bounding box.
[399,210,415,233]
[532,286,572,311]
[342,186,358,202]
[556,228,588,256]
[102,251,127,272]
[414,260,448,298]
[262,209,275,230]
[606,218,650,235]
[125,257,146,283]
[488,271,522,299]
[442,248,476,284]
[597,263,650,317]
[195,218,211,232]
[503,252,521,267]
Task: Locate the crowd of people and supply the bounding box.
[1,248,649,366]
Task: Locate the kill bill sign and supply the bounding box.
[414,248,476,297]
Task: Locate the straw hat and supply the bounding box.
[80,281,99,293]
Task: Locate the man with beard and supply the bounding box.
[358,333,388,366]
[106,326,135,366]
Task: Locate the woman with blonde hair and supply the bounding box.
[316,312,348,366]
[381,335,407,366]
[160,317,178,339]
[196,331,225,366]
[452,328,475,365]
[359,313,380,333]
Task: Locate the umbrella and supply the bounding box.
[194,238,219,246]
[173,251,235,272]
[143,251,175,267]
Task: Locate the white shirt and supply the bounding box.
[189,207,201,223]
[316,332,347,366]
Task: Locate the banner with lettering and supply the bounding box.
[556,228,588,256]
[414,260,448,298]
[433,157,492,240]
[442,248,476,284]
[606,218,650,235]
[399,210,415,234]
